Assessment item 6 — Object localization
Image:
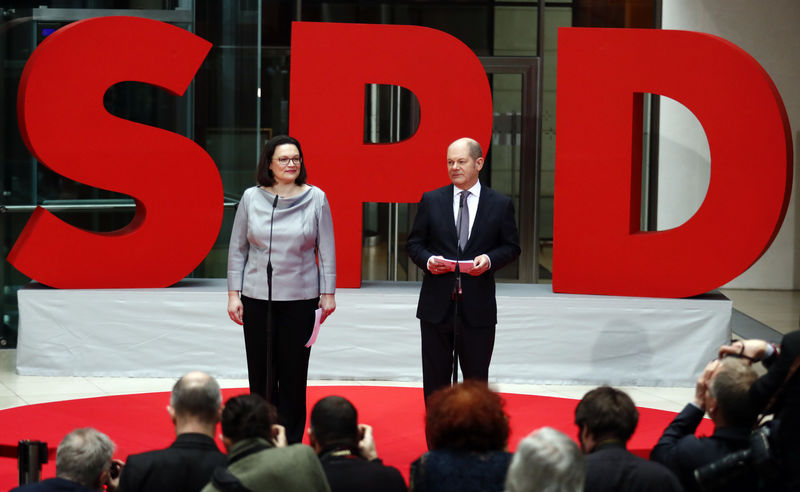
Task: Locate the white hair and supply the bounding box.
[505,427,585,492]
[56,428,115,489]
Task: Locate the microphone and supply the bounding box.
[265,193,279,401]
[267,194,279,295]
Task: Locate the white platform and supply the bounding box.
[16,280,732,386]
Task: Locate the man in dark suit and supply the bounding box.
[118,371,227,492]
[650,357,759,492]
[407,137,520,403]
[309,396,406,492]
[575,386,681,492]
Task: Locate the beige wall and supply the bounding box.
[659,0,800,289]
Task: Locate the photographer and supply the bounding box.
[718,330,800,491]
[650,357,759,492]
[12,428,123,492]
[308,396,406,492]
[201,394,329,492]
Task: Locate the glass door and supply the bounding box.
[361,56,541,284]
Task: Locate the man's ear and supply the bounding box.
[579,427,595,454]
[308,428,319,451]
[221,435,233,452]
[167,405,177,424]
[706,396,718,417]
[95,469,108,491]
[475,157,484,171]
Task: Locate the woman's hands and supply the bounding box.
[319,294,336,322]
[228,291,243,325]
[230,291,336,324]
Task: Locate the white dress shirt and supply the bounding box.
[452,181,481,240]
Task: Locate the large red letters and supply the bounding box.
[553,28,792,298]
[289,22,493,288]
[10,17,222,288]
[9,21,793,297]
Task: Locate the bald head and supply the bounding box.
[170,371,222,424]
[447,137,484,190]
[448,137,483,160]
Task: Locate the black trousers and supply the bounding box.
[241,295,317,444]
[420,302,496,404]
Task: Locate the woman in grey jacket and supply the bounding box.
[227,135,336,444]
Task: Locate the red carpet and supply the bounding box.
[0,386,712,489]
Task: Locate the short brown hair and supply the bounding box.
[425,381,509,452]
[711,358,758,427]
[574,386,638,443]
[221,394,278,443]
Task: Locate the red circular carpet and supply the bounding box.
[0,386,710,489]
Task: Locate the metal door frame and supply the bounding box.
[480,56,541,283]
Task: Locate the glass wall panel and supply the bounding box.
[0,1,260,345]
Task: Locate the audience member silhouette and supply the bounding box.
[650,357,759,492]
[201,394,329,492]
[409,381,511,492]
[309,395,406,492]
[118,371,227,492]
[505,427,584,492]
[575,386,681,492]
[12,428,120,492]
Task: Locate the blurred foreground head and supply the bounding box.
[425,380,509,452]
[505,427,584,492]
[56,427,116,491]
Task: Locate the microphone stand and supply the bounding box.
[452,193,465,386]
[265,194,278,402]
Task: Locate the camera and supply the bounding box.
[694,425,776,491]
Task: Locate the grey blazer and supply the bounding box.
[227,185,336,301]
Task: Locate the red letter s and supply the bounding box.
[10,17,222,288]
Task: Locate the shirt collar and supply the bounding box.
[453,181,482,199]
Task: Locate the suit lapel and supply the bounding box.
[465,186,490,251]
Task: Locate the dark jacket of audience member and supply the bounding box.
[742,330,800,491]
[309,396,406,492]
[200,394,330,492]
[409,381,512,492]
[574,386,681,492]
[118,372,227,492]
[12,428,117,492]
[650,358,759,492]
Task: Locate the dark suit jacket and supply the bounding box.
[407,184,520,326]
[118,433,227,492]
[319,450,406,492]
[584,442,682,492]
[649,404,754,492]
[750,330,800,490]
[11,478,95,492]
